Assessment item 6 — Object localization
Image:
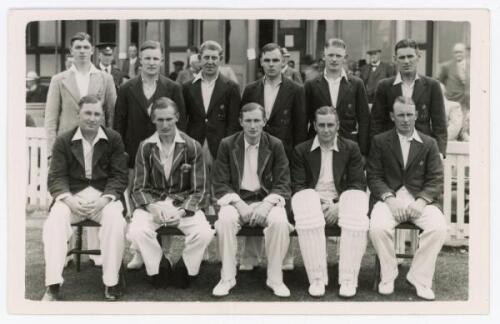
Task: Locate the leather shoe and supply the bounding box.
[212,278,237,297]
[127,251,144,270]
[339,282,357,298]
[104,285,122,301]
[308,279,325,297]
[406,276,435,300]
[41,284,60,301]
[149,256,172,288]
[173,257,191,289]
[266,281,291,298]
[378,280,395,295]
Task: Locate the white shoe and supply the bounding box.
[378,280,395,295]
[127,252,144,270]
[266,281,291,298]
[339,282,357,298]
[212,278,236,297]
[238,263,255,271]
[308,279,325,297]
[281,263,295,271]
[90,255,102,266]
[407,275,435,300]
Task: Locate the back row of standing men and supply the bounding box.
[41,32,447,301]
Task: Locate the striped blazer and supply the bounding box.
[131,130,209,213]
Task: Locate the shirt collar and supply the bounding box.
[393,72,420,85]
[144,129,186,147]
[281,65,288,73]
[324,68,348,83]
[244,137,260,150]
[263,75,282,87]
[192,71,219,84]
[71,126,108,143]
[70,63,100,75]
[310,135,339,152]
[397,129,423,143]
[371,61,380,67]
[99,63,110,71]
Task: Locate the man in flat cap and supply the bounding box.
[281,47,303,85]
[96,42,126,91]
[360,49,395,106]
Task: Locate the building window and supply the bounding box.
[170,20,188,47]
[38,21,60,46]
[145,21,161,42]
[99,21,117,43]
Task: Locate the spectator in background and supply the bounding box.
[439,83,465,141]
[26,71,48,103]
[96,42,126,91]
[360,49,395,106]
[287,59,295,69]
[176,54,201,84]
[122,43,140,79]
[64,54,75,71]
[281,47,303,85]
[169,60,184,81]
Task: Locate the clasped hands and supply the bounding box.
[63,195,111,221]
[233,200,274,227]
[385,197,427,223]
[147,203,185,227]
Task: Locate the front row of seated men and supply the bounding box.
[42,94,447,302]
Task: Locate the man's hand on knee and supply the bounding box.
[62,195,91,219]
[233,200,253,224]
[83,197,111,219]
[249,201,273,227]
[324,202,339,225]
[385,197,408,223]
[406,198,427,220]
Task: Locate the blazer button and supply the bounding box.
[205,118,208,123]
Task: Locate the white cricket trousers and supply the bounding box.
[127,207,214,276]
[369,188,448,288]
[292,189,369,287]
[43,200,126,287]
[215,203,291,284]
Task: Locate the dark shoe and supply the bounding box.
[41,284,60,301]
[173,257,191,289]
[149,256,172,288]
[104,285,122,301]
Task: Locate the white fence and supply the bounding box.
[26,127,470,245]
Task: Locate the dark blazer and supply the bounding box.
[291,136,366,195]
[131,131,209,213]
[97,64,126,92]
[183,73,241,158]
[113,75,186,168]
[283,67,303,85]
[370,75,447,155]
[48,127,128,201]
[366,129,443,209]
[211,131,291,202]
[122,58,140,78]
[360,61,395,103]
[304,74,370,155]
[241,76,308,158]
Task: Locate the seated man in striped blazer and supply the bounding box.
[127,97,214,289]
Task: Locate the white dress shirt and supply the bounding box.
[311,135,339,201]
[193,72,219,113]
[70,64,100,98]
[142,76,159,116]
[324,69,348,108]
[99,63,111,74]
[397,129,423,168]
[393,72,420,98]
[143,130,186,179]
[263,76,282,119]
[240,138,261,192]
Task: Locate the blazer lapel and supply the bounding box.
[255,80,265,106]
[389,130,404,169]
[412,77,426,106]
[170,142,187,176]
[405,138,424,170]
[332,140,347,189]
[87,72,102,96]
[151,145,166,178]
[130,78,150,117]
[91,139,107,171]
[335,77,350,108]
[61,72,81,103]
[306,146,322,187]
[207,76,227,117]
[257,135,272,179]
[317,78,332,106]
[232,134,245,187]
[268,79,287,121]
[70,140,85,170]
[191,81,206,116]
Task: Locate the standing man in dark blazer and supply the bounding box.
[291,106,369,298]
[367,96,447,301]
[182,40,241,166]
[96,43,126,92]
[211,103,292,298]
[114,40,186,172]
[121,43,140,80]
[281,47,303,85]
[304,38,370,156]
[42,95,128,301]
[360,49,395,106]
[370,39,447,156]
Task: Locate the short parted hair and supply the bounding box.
[324,38,347,50]
[392,96,416,112]
[150,97,178,120]
[70,32,92,46]
[261,43,281,55]
[199,40,223,56]
[240,102,266,120]
[78,94,102,109]
[129,43,138,49]
[315,106,339,123]
[140,40,164,54]
[394,39,419,54]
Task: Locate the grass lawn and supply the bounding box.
[25,209,469,302]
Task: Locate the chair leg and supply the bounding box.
[75,225,83,272]
[373,255,381,291]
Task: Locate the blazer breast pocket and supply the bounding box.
[417,104,429,121]
[343,103,356,118]
[216,104,226,121]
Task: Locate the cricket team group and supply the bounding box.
[40,31,448,302]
